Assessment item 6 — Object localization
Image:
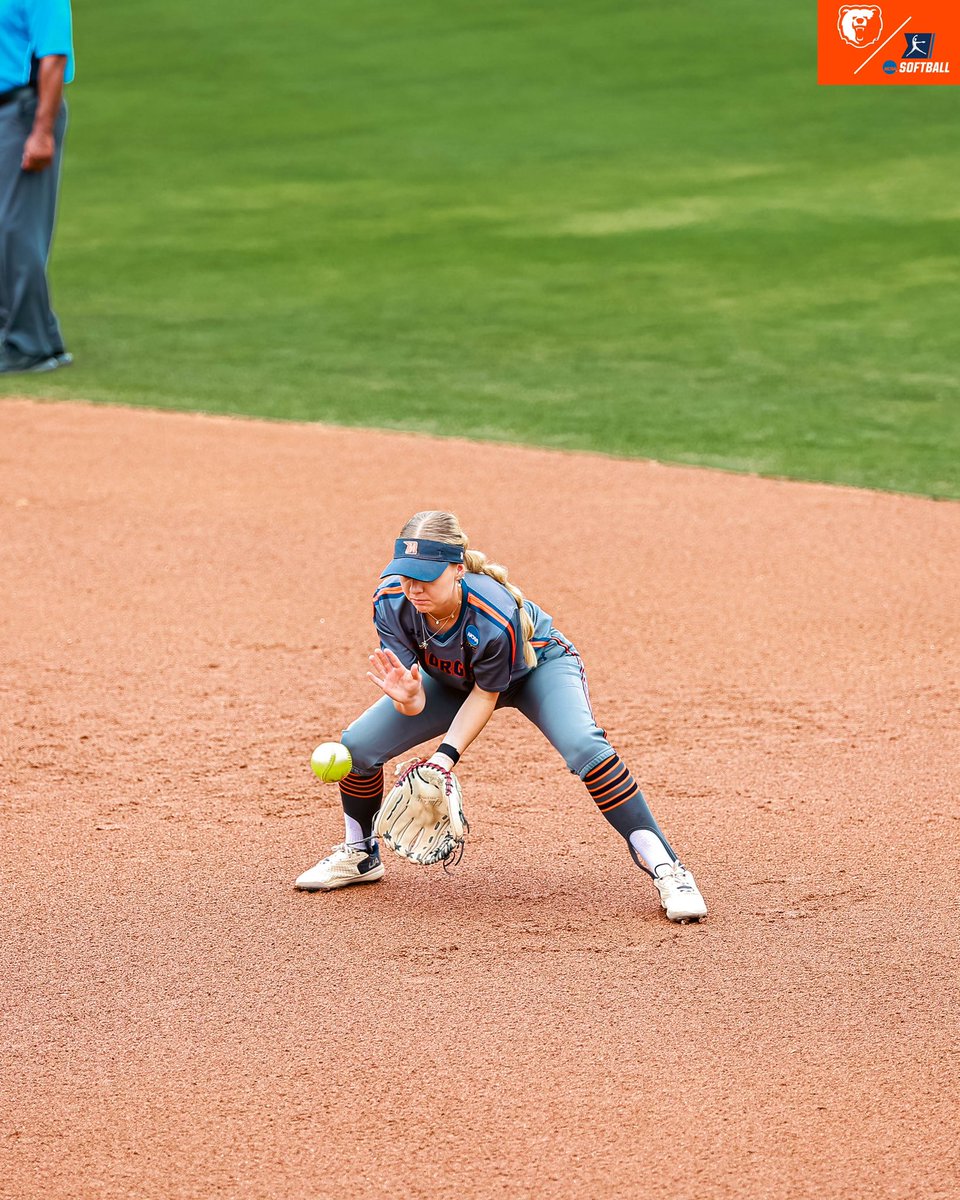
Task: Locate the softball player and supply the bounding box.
[295,511,707,922]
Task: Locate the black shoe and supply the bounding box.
[0,347,74,374]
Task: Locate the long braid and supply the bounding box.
[399,512,538,669]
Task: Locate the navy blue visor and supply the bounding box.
[380,537,465,582]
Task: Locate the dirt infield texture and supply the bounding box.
[1,398,958,1200]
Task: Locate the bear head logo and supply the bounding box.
[837,6,883,48]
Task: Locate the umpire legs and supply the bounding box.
[0,96,68,359]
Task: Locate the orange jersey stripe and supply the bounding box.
[373,584,405,604]
[468,595,517,662]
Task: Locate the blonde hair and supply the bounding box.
[399,511,538,669]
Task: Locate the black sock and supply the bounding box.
[339,766,385,848]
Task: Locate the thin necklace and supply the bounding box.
[417,585,461,650]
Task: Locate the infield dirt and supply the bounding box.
[2,399,958,1200]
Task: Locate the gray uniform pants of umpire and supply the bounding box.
[0,90,68,358]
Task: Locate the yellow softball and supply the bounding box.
[310,741,353,783]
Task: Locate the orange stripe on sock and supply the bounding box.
[590,780,632,806]
[584,755,621,784]
[592,781,635,807]
[586,765,629,797]
[596,793,635,814]
[339,770,384,797]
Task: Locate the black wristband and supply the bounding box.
[436,742,461,765]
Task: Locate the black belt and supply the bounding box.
[0,85,34,108]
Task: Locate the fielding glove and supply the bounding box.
[374,758,467,867]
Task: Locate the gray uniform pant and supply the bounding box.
[341,647,674,855]
[0,92,68,358]
[345,651,612,778]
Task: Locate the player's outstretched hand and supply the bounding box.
[367,648,422,705]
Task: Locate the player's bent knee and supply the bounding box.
[339,727,381,775]
[566,734,615,779]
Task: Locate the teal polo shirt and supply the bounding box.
[0,0,75,92]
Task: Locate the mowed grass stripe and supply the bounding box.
[8,0,958,497]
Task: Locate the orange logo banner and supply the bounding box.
[818,1,960,84]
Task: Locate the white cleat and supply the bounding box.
[654,863,708,923]
[294,843,385,892]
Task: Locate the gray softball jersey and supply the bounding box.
[373,571,562,693]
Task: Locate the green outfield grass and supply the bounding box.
[6,0,958,497]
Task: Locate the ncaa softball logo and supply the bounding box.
[837,5,883,47]
[465,625,480,647]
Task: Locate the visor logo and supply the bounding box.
[404,541,419,555]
